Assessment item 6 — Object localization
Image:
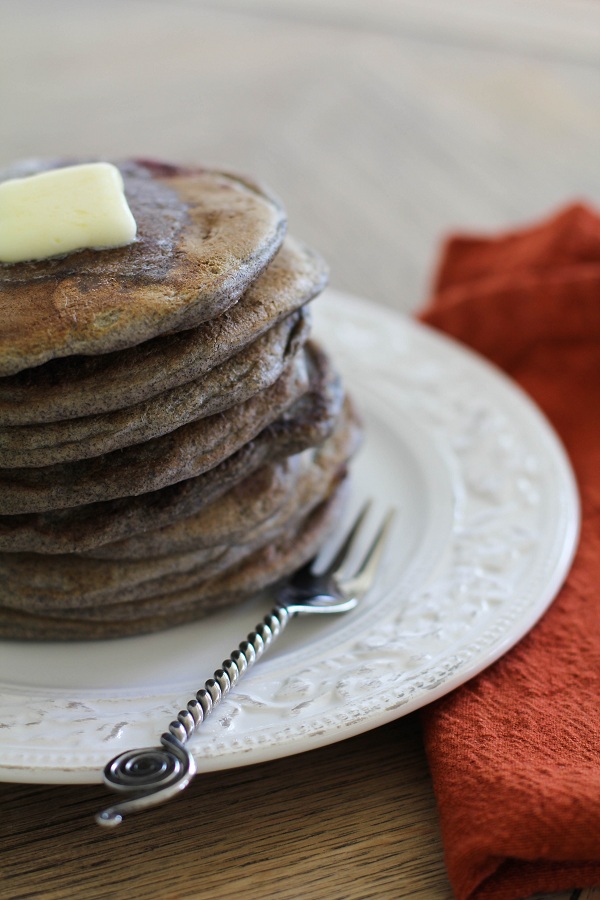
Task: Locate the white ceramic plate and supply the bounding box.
[0,289,580,784]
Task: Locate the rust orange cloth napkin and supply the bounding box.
[418,204,600,900]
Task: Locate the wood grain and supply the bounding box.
[0,716,452,900]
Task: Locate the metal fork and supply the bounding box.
[95,502,395,827]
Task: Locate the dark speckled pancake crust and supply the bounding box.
[0,348,311,515]
[0,342,344,553]
[0,484,348,640]
[82,397,360,561]
[0,310,310,467]
[0,400,361,616]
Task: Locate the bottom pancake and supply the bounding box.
[0,482,348,640]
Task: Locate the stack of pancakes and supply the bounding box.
[0,160,361,640]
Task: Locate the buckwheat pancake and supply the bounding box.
[83,397,360,560]
[0,489,343,613]
[82,459,299,559]
[0,462,348,611]
[0,309,310,467]
[0,485,347,640]
[0,159,287,377]
[0,347,311,515]
[0,236,327,425]
[0,400,361,615]
[0,342,344,553]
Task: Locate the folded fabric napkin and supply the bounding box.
[418,204,600,900]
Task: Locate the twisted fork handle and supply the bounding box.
[96,606,291,827]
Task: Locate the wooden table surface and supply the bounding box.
[1,2,599,898]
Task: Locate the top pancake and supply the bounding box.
[0,159,287,376]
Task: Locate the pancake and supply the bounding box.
[0,342,344,553]
[83,395,361,560]
[0,309,310,467]
[0,543,229,611]
[83,456,303,560]
[0,159,287,376]
[0,346,311,515]
[0,236,327,425]
[0,484,347,640]
[0,471,344,612]
[0,400,361,615]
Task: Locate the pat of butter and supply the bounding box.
[0,162,137,264]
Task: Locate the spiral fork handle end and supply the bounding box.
[95,732,197,828]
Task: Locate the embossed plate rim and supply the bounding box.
[0,289,580,783]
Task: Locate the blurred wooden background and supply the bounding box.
[1,0,598,313]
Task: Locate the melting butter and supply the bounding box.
[0,162,137,264]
